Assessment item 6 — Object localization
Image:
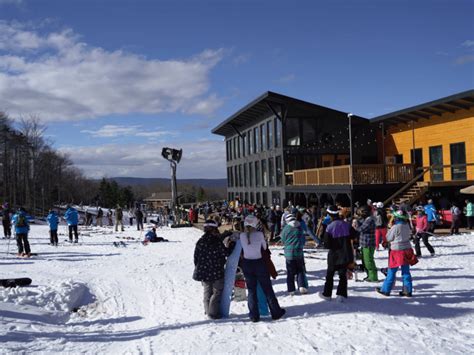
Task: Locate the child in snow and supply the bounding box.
[64,205,79,243]
[142,227,168,244]
[47,209,59,246]
[376,210,418,297]
[320,205,354,302]
[193,219,234,320]
[414,206,435,257]
[11,207,31,257]
[240,215,285,322]
[280,213,308,295]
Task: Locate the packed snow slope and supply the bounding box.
[1,224,473,354]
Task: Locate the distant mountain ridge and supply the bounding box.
[108,177,227,188]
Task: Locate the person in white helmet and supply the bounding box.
[240,214,285,322]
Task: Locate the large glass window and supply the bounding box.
[262,192,268,207]
[450,142,466,180]
[268,157,275,186]
[429,145,444,181]
[249,162,253,187]
[233,137,237,159]
[243,163,247,187]
[227,167,232,187]
[254,126,259,153]
[276,156,283,186]
[267,120,273,150]
[250,192,254,204]
[242,134,246,157]
[275,118,281,148]
[260,123,266,152]
[261,159,268,187]
[228,139,232,161]
[239,164,243,187]
[248,130,253,155]
[255,160,260,187]
[226,140,230,162]
[256,192,261,205]
[237,136,241,159]
[234,166,238,187]
[285,118,300,146]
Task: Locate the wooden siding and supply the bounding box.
[384,108,474,182]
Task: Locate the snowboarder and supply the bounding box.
[280,213,307,295]
[11,207,31,257]
[115,205,124,232]
[414,206,435,257]
[376,210,418,297]
[193,219,233,320]
[240,215,285,322]
[64,205,79,243]
[47,209,59,246]
[355,205,378,282]
[374,202,388,251]
[320,205,354,302]
[2,202,12,239]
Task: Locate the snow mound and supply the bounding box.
[1,280,94,312]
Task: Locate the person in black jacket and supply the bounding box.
[320,205,355,302]
[193,219,233,319]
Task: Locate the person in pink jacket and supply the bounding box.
[414,206,435,257]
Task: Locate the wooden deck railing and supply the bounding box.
[290,164,415,186]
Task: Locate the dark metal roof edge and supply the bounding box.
[211,91,367,136]
[370,89,474,124]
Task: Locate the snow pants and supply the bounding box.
[286,258,306,292]
[202,277,224,319]
[68,225,78,242]
[115,219,124,232]
[2,219,11,238]
[16,233,31,255]
[450,217,460,235]
[380,265,412,295]
[375,228,387,249]
[50,230,58,245]
[242,258,283,320]
[414,233,435,256]
[362,247,378,281]
[323,264,348,298]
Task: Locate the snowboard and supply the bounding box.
[0,278,32,287]
[220,239,242,318]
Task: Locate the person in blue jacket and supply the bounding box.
[47,209,59,246]
[424,199,438,234]
[64,205,79,243]
[11,207,31,257]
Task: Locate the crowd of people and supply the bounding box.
[192,197,474,321]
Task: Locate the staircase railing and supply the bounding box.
[383,165,433,206]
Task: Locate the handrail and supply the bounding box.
[382,165,433,206]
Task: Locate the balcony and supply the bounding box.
[288,164,415,186]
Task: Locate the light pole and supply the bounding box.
[347,113,354,189]
[161,147,182,224]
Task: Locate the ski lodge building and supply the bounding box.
[211,90,474,208]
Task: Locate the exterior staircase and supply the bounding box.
[392,181,429,206]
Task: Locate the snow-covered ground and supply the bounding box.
[1,224,473,354]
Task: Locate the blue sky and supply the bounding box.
[0,0,473,179]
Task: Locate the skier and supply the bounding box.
[135,208,144,231]
[414,206,435,257]
[64,205,79,243]
[355,205,378,282]
[376,210,418,297]
[424,199,438,234]
[96,207,103,227]
[115,205,124,232]
[297,208,321,246]
[374,202,388,251]
[47,209,59,246]
[193,219,233,320]
[320,205,354,302]
[2,202,12,239]
[11,207,31,257]
[450,203,462,235]
[465,199,474,230]
[240,215,285,322]
[280,213,307,295]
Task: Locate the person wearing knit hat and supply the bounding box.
[320,205,354,302]
[355,204,378,282]
[280,213,308,295]
[193,219,233,320]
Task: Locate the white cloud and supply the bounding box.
[58,139,226,179]
[461,40,474,48]
[81,124,176,138]
[275,74,295,84]
[0,22,224,121]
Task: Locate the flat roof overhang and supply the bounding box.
[370,89,474,127]
[212,91,367,137]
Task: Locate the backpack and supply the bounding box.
[16,214,27,228]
